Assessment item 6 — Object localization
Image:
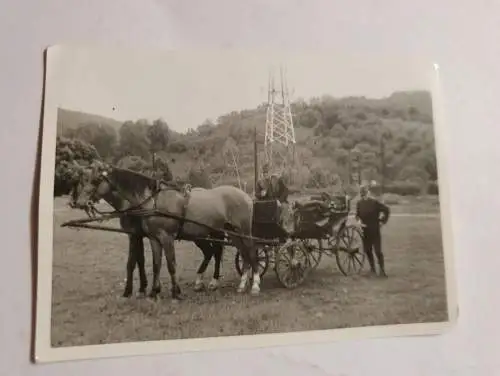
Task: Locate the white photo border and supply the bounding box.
[34,45,458,364]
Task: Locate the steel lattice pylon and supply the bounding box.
[264,65,297,176]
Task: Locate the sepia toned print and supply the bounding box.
[35,45,456,362]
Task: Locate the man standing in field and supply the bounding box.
[355,184,390,278]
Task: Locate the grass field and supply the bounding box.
[50,195,448,347]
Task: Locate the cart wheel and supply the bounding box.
[334,225,365,276]
[275,240,311,288]
[301,239,322,270]
[235,246,270,277]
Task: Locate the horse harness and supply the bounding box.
[91,171,192,240]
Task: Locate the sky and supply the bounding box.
[49,45,434,132]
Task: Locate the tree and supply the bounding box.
[147,119,170,155]
[187,167,212,188]
[397,165,429,184]
[299,108,320,128]
[154,155,173,181]
[73,122,117,159]
[54,137,99,197]
[330,123,345,138]
[117,121,150,160]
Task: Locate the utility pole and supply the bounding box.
[347,149,352,185]
[254,124,258,194]
[379,135,386,194]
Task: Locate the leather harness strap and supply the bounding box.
[175,184,192,240]
[150,182,192,240]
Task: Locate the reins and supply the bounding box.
[84,170,193,240]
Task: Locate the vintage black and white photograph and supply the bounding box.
[35,45,455,362]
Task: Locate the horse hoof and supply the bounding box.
[136,291,146,299]
[208,283,219,291]
[172,292,186,301]
[193,283,205,292]
[250,288,260,296]
[122,291,132,298]
[237,287,246,294]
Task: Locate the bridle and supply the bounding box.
[83,169,191,219]
[82,170,158,215]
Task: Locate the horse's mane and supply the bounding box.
[109,167,158,195]
[108,167,183,195]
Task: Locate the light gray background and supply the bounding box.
[1,0,498,374]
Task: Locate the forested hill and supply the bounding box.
[57,108,123,135]
[55,90,438,196]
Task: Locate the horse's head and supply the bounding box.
[73,162,113,209]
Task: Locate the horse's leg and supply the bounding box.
[245,237,261,295]
[208,242,223,291]
[193,239,213,292]
[238,218,260,295]
[148,237,163,299]
[229,232,252,294]
[160,232,182,300]
[123,235,138,298]
[136,236,148,295]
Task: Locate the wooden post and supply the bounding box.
[347,149,352,185]
[380,135,386,195]
[254,125,258,194]
[152,151,157,171]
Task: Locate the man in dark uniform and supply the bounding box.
[255,163,272,200]
[255,163,291,235]
[355,184,390,277]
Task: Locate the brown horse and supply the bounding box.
[69,171,227,296]
[74,164,261,299]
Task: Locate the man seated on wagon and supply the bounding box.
[255,163,272,200]
[255,163,291,231]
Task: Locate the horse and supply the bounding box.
[73,164,261,300]
[69,169,228,297]
[69,168,150,297]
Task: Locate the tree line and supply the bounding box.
[54,90,439,197]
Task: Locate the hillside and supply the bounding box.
[56,108,123,135]
[55,90,439,196]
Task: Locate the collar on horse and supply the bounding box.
[91,170,192,240]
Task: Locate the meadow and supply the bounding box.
[50,195,448,347]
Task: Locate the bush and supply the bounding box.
[54,137,99,197]
[188,168,212,189]
[383,181,421,196]
[427,181,439,195]
[381,193,402,205]
[168,141,188,153]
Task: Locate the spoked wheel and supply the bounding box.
[334,225,365,276]
[235,246,270,277]
[301,239,323,270]
[274,240,311,289]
